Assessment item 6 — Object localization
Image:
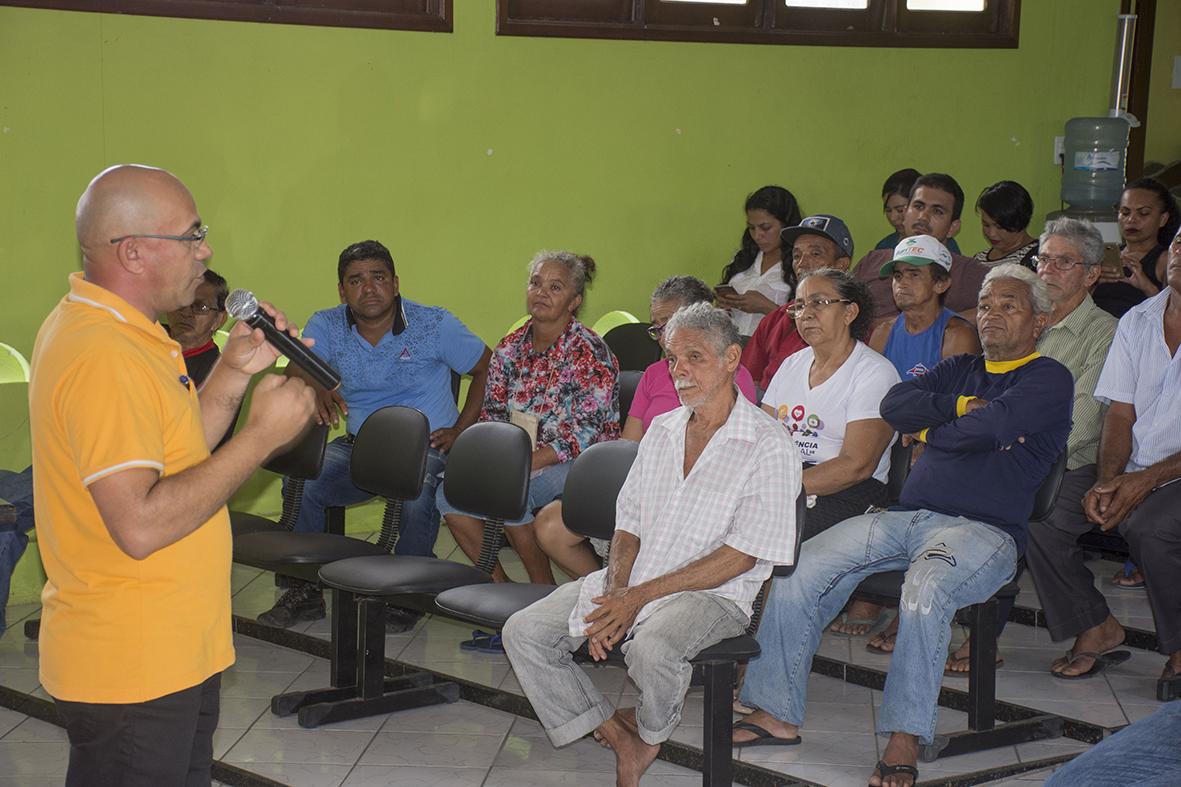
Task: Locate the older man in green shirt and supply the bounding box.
[944,217,1116,676]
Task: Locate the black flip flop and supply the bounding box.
[731,720,802,748]
[871,759,918,786]
[1158,666,1181,701]
[1051,648,1131,681]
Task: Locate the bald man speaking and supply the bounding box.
[29,165,316,786]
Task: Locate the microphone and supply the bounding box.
[224,289,341,392]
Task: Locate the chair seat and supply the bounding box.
[230,511,285,539]
[233,531,387,571]
[857,571,1020,602]
[692,634,760,663]
[435,583,556,629]
[319,556,493,597]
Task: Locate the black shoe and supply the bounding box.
[384,605,424,634]
[257,585,326,628]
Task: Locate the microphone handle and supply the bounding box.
[244,311,342,392]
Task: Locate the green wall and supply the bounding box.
[1145,0,1181,164]
[1,1,1126,366]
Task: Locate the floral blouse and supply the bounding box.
[482,318,620,463]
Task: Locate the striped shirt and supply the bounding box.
[1093,289,1181,473]
[567,395,801,636]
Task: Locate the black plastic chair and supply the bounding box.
[229,422,332,538]
[884,437,914,505]
[853,451,1069,761]
[603,323,662,372]
[269,421,532,728]
[618,370,642,429]
[436,440,807,787]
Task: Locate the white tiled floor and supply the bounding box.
[0,532,1165,786]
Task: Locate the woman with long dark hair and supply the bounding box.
[1094,177,1180,318]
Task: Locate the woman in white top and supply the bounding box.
[762,268,899,541]
[716,186,803,339]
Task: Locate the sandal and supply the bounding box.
[1050,648,1131,680]
[829,610,888,637]
[731,720,802,748]
[1158,662,1181,702]
[943,653,1004,677]
[871,759,918,787]
[1110,562,1146,590]
[866,632,897,655]
[459,630,505,653]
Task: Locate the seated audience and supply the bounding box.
[164,268,228,387]
[532,276,757,579]
[736,264,1071,787]
[260,240,491,630]
[503,303,800,787]
[973,180,1037,268]
[870,235,981,379]
[763,268,897,539]
[716,185,803,340]
[438,251,619,585]
[1094,177,1180,318]
[1027,226,1181,699]
[741,214,854,391]
[851,172,988,328]
[875,168,961,255]
[945,217,1117,674]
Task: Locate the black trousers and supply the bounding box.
[55,672,221,787]
[1027,464,1181,654]
[803,476,888,541]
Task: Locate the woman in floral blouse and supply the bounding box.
[437,250,619,584]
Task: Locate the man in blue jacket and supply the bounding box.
[733,263,1072,787]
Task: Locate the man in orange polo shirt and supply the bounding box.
[29,164,316,786]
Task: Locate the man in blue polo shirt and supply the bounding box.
[258,239,491,629]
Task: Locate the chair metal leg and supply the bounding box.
[921,716,1062,761]
[967,599,997,731]
[23,619,39,640]
[325,505,345,536]
[357,597,385,700]
[699,660,735,787]
[331,589,358,688]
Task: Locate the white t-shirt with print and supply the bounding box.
[762,341,900,484]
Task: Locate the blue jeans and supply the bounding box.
[740,509,1017,745]
[435,461,571,527]
[284,436,445,557]
[1046,701,1181,786]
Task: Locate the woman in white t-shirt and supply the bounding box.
[716,186,803,339]
[762,268,899,540]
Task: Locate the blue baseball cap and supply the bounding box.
[780,214,855,260]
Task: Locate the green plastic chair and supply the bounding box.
[506,315,530,335]
[0,343,31,384]
[212,329,231,350]
[592,310,640,336]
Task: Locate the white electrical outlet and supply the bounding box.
[1053,135,1065,166]
[1172,55,1181,89]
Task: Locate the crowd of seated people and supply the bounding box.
[245,170,1180,787]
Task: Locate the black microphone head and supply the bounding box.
[225,289,259,321]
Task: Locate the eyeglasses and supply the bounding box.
[178,302,221,315]
[110,224,209,248]
[786,297,852,317]
[646,324,665,340]
[1032,254,1086,272]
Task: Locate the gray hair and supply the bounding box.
[650,275,714,309]
[664,301,741,356]
[981,263,1053,315]
[528,250,597,313]
[1040,217,1104,267]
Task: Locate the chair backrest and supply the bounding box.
[771,488,808,578]
[212,330,231,350]
[618,370,643,428]
[592,309,640,336]
[264,422,330,480]
[1030,451,1068,523]
[506,315,530,335]
[0,343,31,385]
[603,323,662,372]
[563,440,640,541]
[885,437,913,504]
[351,406,430,501]
[443,421,532,522]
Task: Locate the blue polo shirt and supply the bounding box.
[302,298,485,434]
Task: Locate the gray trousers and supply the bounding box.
[1027,464,1181,654]
[502,579,748,747]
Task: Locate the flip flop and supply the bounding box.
[459,630,505,653]
[828,610,888,637]
[731,720,802,748]
[871,759,918,786]
[1050,648,1131,681]
[1157,664,1181,702]
[865,633,897,655]
[943,654,1004,677]
[1110,562,1146,590]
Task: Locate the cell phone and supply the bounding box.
[1101,243,1123,274]
[715,285,737,297]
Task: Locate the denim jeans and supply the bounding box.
[284,436,445,557]
[740,509,1017,745]
[502,580,748,747]
[436,461,571,527]
[1045,700,1181,786]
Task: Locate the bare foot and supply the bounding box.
[595,711,659,787]
[593,707,636,749]
[1051,615,1125,677]
[867,615,900,653]
[944,638,1004,675]
[830,601,885,636]
[868,732,919,787]
[731,710,800,745]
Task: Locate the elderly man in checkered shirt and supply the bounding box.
[503,302,801,787]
